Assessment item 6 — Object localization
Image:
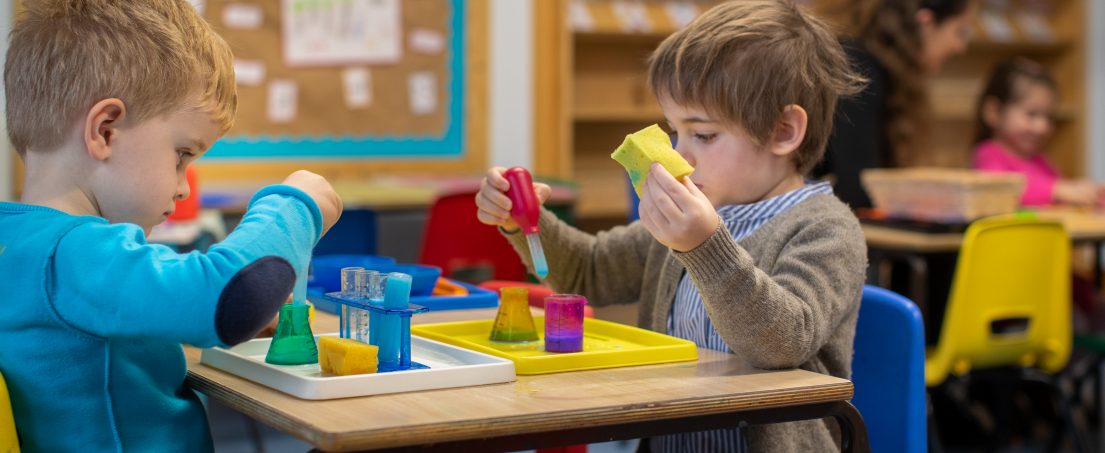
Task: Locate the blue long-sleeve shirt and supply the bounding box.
[0,185,322,451]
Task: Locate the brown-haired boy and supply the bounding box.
[477,0,867,450]
[0,1,341,450]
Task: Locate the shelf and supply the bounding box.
[574,105,664,122]
[574,31,672,45]
[931,98,1076,122]
[966,39,1072,56]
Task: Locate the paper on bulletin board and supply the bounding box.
[234,59,266,87]
[267,79,298,123]
[408,71,437,116]
[188,0,206,14]
[342,67,373,109]
[223,3,263,29]
[282,0,402,67]
[409,28,445,55]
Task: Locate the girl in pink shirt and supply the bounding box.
[973,58,1101,206]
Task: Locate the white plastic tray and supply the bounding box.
[200,333,516,400]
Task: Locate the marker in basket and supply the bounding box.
[503,167,549,279]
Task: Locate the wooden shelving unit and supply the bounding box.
[535,0,1088,228]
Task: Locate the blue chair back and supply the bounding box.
[853,285,927,453]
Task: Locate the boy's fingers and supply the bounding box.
[477,189,512,215]
[645,173,683,219]
[649,163,694,206]
[682,176,709,201]
[534,183,552,203]
[643,176,677,225]
[486,167,510,191]
[476,209,509,226]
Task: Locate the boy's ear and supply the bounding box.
[768,104,808,157]
[84,98,126,161]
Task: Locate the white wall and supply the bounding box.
[488,0,534,170]
[1090,0,1105,180]
[0,0,11,201]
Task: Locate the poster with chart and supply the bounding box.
[282,0,402,66]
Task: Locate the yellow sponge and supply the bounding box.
[317,336,378,375]
[610,124,694,197]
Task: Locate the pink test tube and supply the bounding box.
[544,294,586,353]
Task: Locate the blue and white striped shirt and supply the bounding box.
[651,180,833,453]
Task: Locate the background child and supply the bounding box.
[476,1,867,451]
[974,57,1103,206]
[0,1,341,450]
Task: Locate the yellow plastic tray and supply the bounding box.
[411,317,697,375]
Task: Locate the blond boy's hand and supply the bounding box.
[639,163,719,252]
[475,167,551,231]
[282,170,343,236]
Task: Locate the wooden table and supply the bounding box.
[862,209,1105,329]
[863,209,1105,253]
[186,310,868,452]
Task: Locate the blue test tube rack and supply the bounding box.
[322,272,429,373]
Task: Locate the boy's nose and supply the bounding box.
[175,177,191,201]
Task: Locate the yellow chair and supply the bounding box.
[925,215,1086,451]
[926,215,1071,385]
[0,372,19,452]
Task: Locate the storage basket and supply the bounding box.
[861,168,1025,223]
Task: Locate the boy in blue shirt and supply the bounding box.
[0,0,342,450]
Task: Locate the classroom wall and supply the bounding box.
[489,0,534,170]
[1090,0,1105,181]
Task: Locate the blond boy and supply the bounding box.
[0,1,340,450]
[477,1,866,451]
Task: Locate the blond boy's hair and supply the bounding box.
[648,0,865,174]
[5,0,236,155]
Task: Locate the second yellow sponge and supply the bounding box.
[610,124,694,197]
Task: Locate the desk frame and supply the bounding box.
[343,400,868,453]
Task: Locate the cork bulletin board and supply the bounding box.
[196,0,488,180]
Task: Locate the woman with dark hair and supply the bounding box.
[815,0,979,208]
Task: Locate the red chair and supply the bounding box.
[419,192,529,282]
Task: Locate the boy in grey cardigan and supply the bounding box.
[476,1,867,451]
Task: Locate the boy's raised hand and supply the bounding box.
[282,170,343,235]
[476,166,551,231]
[639,163,719,252]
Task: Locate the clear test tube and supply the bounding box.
[353,269,373,343]
[366,271,387,346]
[339,267,363,339]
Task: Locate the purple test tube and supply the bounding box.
[544,294,586,353]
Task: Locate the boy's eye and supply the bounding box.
[693,133,716,143]
[176,150,193,167]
